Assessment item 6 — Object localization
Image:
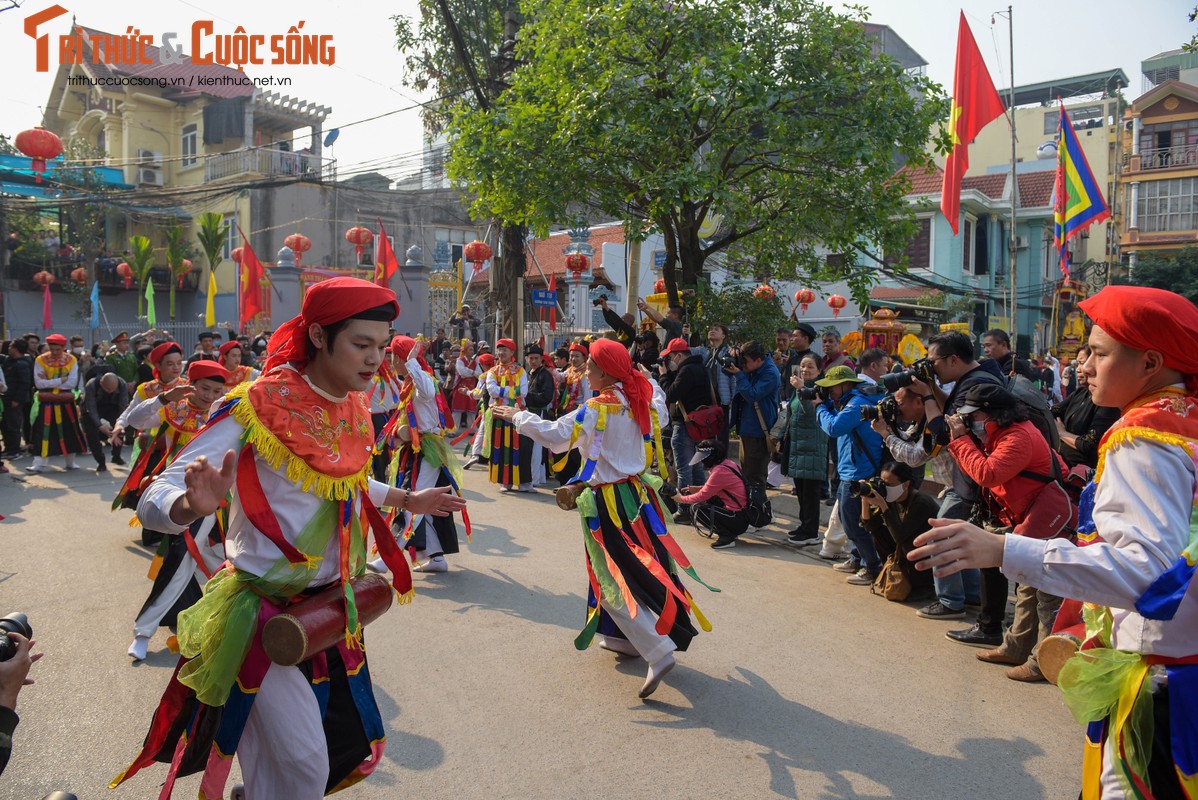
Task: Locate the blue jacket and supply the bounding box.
[816,388,885,480]
[731,359,781,438]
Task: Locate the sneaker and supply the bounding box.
[672,510,693,525]
[916,601,966,620]
[417,555,449,573]
[111,455,126,466]
[365,557,387,574]
[946,623,1003,648]
[845,568,878,586]
[711,536,737,550]
[24,465,43,474]
[832,557,861,573]
[95,463,107,473]
[462,456,479,470]
[64,462,81,471]
[818,550,848,560]
[786,531,820,546]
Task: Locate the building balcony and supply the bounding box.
[1125,145,1198,173]
[204,146,336,183]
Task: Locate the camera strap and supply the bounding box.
[851,428,882,475]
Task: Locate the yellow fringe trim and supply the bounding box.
[395,588,415,605]
[226,383,370,502]
[1095,426,1198,484]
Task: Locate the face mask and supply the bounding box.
[970,420,988,439]
[884,483,906,502]
[72,347,84,356]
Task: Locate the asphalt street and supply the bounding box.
[0,459,1080,800]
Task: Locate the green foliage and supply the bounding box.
[1115,248,1198,306]
[691,284,790,348]
[392,1,513,132]
[56,139,110,269]
[128,235,155,316]
[195,213,229,276]
[915,290,975,322]
[447,0,947,307]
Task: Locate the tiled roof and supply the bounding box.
[1017,170,1056,208]
[897,164,943,194]
[960,173,1007,199]
[80,27,256,100]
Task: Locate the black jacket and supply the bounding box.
[991,351,1035,381]
[525,366,557,413]
[2,354,33,404]
[664,354,713,421]
[1052,387,1120,469]
[602,307,637,344]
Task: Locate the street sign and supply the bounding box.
[653,250,667,269]
[530,289,557,308]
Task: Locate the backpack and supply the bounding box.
[728,462,773,528]
[1004,374,1060,452]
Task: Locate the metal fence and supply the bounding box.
[10,320,235,350]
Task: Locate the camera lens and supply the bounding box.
[0,612,32,663]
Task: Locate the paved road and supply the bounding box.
[0,461,1080,800]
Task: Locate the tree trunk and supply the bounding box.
[659,215,680,309]
[498,222,527,349]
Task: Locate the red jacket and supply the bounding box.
[947,419,1068,527]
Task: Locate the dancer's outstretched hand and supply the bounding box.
[408,485,468,517]
[171,449,236,524]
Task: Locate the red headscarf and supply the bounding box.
[390,335,432,375]
[264,277,398,373]
[1080,286,1198,389]
[589,338,652,435]
[568,342,589,357]
[187,360,231,384]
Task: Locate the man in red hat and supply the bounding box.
[911,285,1198,799]
[119,360,232,662]
[27,333,87,473]
[113,277,466,800]
[219,340,260,389]
[483,337,534,491]
[112,341,186,450]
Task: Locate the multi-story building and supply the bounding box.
[1118,50,1198,270]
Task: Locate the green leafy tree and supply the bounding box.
[127,235,156,317]
[164,225,189,320]
[448,0,947,308]
[56,139,111,275]
[1116,248,1198,306]
[691,284,790,349]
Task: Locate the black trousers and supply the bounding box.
[792,477,821,536]
[1,401,24,455]
[82,411,123,467]
[977,566,1009,633]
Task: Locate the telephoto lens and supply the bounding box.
[0,612,32,662]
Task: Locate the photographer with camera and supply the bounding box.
[778,354,828,544]
[675,439,749,549]
[703,324,735,446]
[815,365,886,585]
[595,296,638,346]
[867,386,938,488]
[905,331,1004,621]
[859,462,937,601]
[726,341,781,491]
[0,614,42,777]
[660,338,718,523]
[637,298,685,348]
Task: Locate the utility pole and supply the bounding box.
[1001,5,1019,349]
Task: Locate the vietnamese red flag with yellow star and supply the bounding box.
[940,11,1006,235]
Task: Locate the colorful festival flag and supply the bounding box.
[237,226,264,323]
[940,11,1007,235]
[375,219,399,287]
[144,278,156,326]
[1053,102,1111,276]
[205,268,218,327]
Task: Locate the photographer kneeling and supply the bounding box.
[859,462,937,602]
[942,383,1074,678]
[815,366,886,585]
[675,439,748,550]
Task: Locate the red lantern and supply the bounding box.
[33,270,55,288]
[463,240,493,273]
[345,226,373,258]
[116,262,133,289]
[753,284,776,300]
[795,288,816,315]
[231,247,243,265]
[565,253,590,274]
[176,258,193,287]
[284,233,311,266]
[653,278,666,293]
[70,267,88,286]
[827,294,847,318]
[15,127,63,184]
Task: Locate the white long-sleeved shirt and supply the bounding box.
[455,357,478,381]
[402,359,442,434]
[514,380,667,486]
[137,381,392,585]
[1002,434,1198,658]
[33,355,77,391]
[485,363,528,407]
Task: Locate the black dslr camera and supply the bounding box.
[0,612,32,662]
[718,347,742,371]
[657,481,679,514]
[859,394,900,423]
[848,476,886,499]
[881,358,937,393]
[798,385,824,401]
[591,294,608,307]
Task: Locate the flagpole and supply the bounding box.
[1001,5,1018,348]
